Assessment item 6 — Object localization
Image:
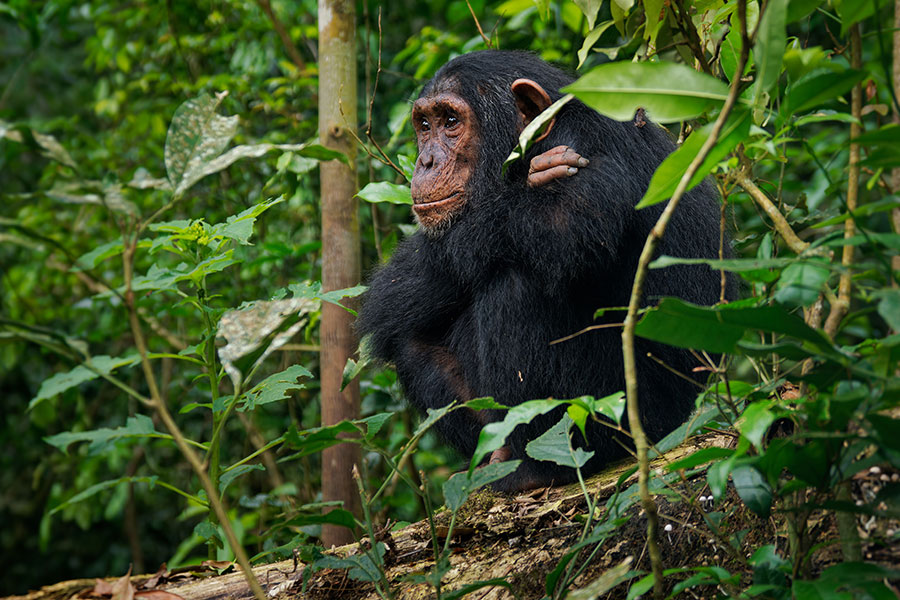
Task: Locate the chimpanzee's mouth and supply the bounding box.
[412,191,461,207]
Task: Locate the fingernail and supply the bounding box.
[578,158,589,167]
[567,167,578,175]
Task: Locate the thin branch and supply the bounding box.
[733,167,810,255]
[549,321,623,345]
[466,0,493,48]
[620,1,750,596]
[824,24,863,338]
[257,0,307,71]
[121,239,267,600]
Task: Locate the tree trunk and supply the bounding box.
[317,0,361,547]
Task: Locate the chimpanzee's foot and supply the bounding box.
[527,145,589,188]
[490,446,512,464]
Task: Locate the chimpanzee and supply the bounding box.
[357,50,730,492]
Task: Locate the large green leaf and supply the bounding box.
[773,260,831,307]
[753,0,787,99]
[638,108,751,208]
[782,69,866,116]
[525,414,594,469]
[470,398,566,470]
[30,354,140,410]
[44,414,168,455]
[635,298,839,356]
[164,93,238,196]
[356,181,412,205]
[564,62,731,123]
[239,364,313,411]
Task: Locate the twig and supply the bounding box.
[620,1,750,596]
[121,238,267,600]
[466,0,493,48]
[257,0,307,71]
[824,24,862,338]
[549,321,623,345]
[733,167,810,255]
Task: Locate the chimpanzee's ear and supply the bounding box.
[511,78,554,139]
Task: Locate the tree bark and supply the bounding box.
[318,0,361,547]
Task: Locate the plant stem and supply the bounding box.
[122,238,266,600]
[620,2,749,596]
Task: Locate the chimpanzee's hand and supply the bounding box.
[527,145,589,188]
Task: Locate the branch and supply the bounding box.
[121,239,267,600]
[733,168,810,255]
[823,24,863,338]
[257,0,307,71]
[620,1,749,596]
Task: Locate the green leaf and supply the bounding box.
[732,464,773,517]
[219,464,264,493]
[837,0,874,36]
[356,181,412,205]
[44,414,166,455]
[773,260,830,307]
[360,412,393,442]
[584,391,626,426]
[666,447,735,471]
[470,398,566,470]
[217,298,318,390]
[735,401,775,451]
[638,109,751,208]
[31,354,140,410]
[753,0,787,98]
[443,460,520,512]
[707,454,736,500]
[874,290,900,332]
[73,239,124,271]
[846,123,900,146]
[626,574,655,600]
[565,62,732,123]
[573,0,603,28]
[635,298,838,356]
[642,0,666,49]
[285,508,357,530]
[577,20,616,68]
[813,196,900,227]
[312,543,385,582]
[342,335,373,391]
[794,111,860,127]
[218,196,285,245]
[32,131,77,169]
[239,364,313,411]
[283,421,361,459]
[787,0,822,23]
[526,414,594,469]
[782,69,866,116]
[165,93,239,196]
[49,475,160,515]
[503,94,574,171]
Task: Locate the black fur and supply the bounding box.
[358,50,731,491]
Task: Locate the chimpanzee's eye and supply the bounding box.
[446,115,459,127]
[420,117,430,131]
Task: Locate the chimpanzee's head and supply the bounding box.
[409,51,574,233]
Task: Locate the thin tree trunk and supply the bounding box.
[318,0,362,547]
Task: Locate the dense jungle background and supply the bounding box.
[2,0,899,598]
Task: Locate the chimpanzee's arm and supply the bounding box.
[357,234,463,360]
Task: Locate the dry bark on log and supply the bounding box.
[6,433,736,600]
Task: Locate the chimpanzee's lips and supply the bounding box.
[412,191,461,207]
